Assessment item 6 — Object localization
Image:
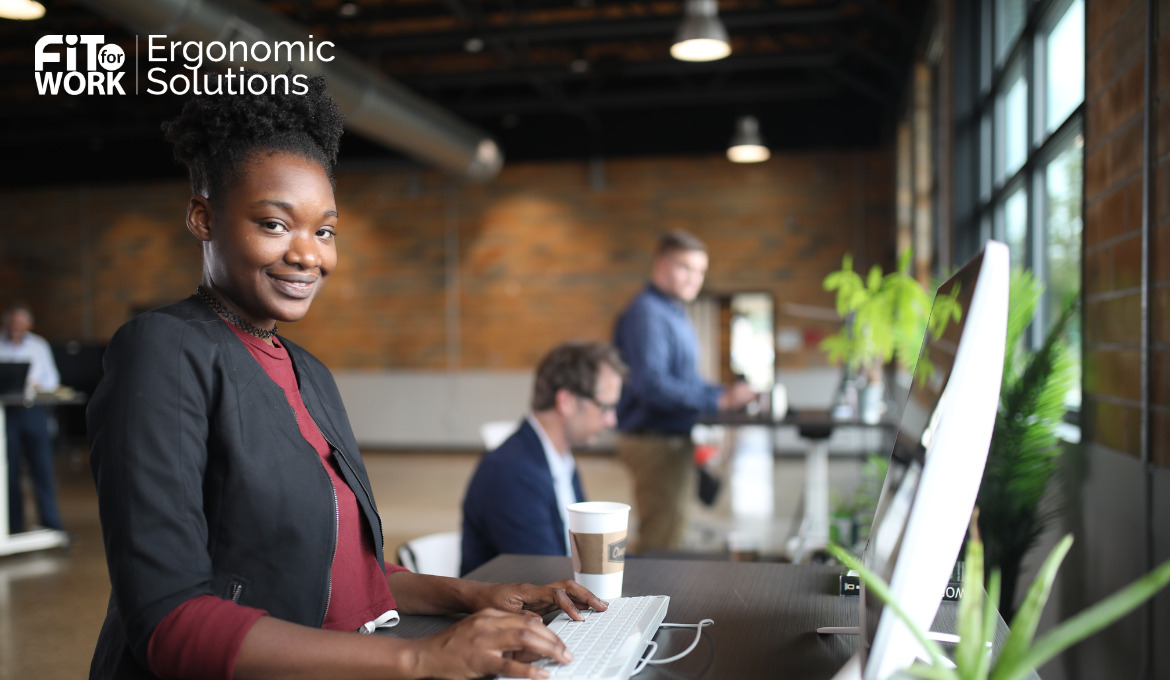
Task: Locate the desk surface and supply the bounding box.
[387,556,905,679]
[699,409,898,434]
[0,392,87,407]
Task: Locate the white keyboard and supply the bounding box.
[501,595,670,680]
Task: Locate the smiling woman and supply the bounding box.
[162,71,343,340]
[186,150,338,339]
[86,72,606,680]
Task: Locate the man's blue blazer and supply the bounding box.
[460,419,585,575]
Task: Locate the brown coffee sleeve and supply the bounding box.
[570,530,627,574]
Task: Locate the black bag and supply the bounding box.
[697,465,721,506]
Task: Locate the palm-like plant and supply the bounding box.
[830,517,1170,680]
[977,269,1078,619]
[821,250,938,379]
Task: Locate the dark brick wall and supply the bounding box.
[1084,0,1169,463]
[4,150,893,373]
[1067,2,1168,679]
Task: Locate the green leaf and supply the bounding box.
[897,247,914,274]
[989,535,1073,678]
[955,530,985,678]
[928,287,963,340]
[902,662,963,680]
[979,275,1080,616]
[820,249,935,372]
[828,544,956,677]
[976,570,1002,680]
[993,557,1170,680]
[955,517,997,680]
[1001,270,1040,383]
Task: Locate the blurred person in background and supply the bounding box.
[0,302,65,536]
[461,341,626,575]
[612,230,757,554]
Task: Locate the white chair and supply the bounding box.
[396,531,462,578]
[480,420,518,450]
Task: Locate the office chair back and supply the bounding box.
[396,531,462,578]
[480,420,518,450]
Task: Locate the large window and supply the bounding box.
[958,0,1084,409]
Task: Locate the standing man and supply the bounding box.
[613,230,756,554]
[0,303,65,535]
[461,341,626,575]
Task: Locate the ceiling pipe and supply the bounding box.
[76,0,503,182]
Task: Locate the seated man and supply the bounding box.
[461,341,626,575]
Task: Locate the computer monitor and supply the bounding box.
[827,240,1010,680]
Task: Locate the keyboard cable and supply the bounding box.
[631,619,715,675]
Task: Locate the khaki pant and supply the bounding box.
[616,433,694,554]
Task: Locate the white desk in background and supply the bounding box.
[699,409,896,562]
[0,393,82,557]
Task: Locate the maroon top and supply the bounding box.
[147,322,404,679]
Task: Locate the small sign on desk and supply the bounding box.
[840,562,965,599]
[839,570,861,596]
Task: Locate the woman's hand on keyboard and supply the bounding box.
[412,607,571,679]
[475,579,609,621]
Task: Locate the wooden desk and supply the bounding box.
[384,555,1025,679]
[388,556,869,679]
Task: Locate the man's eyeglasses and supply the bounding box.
[574,392,618,415]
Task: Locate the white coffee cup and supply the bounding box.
[771,383,789,419]
[567,501,630,601]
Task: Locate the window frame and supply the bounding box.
[954,0,1084,417]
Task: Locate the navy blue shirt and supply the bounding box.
[613,283,723,435]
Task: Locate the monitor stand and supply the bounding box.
[830,652,863,680]
[815,586,960,680]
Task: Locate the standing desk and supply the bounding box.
[383,555,1015,680]
[700,410,897,561]
[0,393,80,556]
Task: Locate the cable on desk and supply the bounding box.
[632,619,715,675]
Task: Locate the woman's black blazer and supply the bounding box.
[87,297,383,679]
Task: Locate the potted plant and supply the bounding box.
[820,250,959,423]
[978,269,1079,619]
[831,454,889,551]
[830,516,1170,680]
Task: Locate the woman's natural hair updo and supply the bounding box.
[162,71,344,204]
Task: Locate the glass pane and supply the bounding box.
[1004,187,1028,270]
[996,63,1028,183]
[981,0,993,92]
[980,113,992,201]
[729,293,775,391]
[995,0,1026,65]
[1044,136,1083,407]
[1045,0,1085,133]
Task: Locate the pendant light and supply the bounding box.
[727,116,770,163]
[0,0,44,20]
[671,0,731,62]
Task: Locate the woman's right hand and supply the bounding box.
[412,608,570,679]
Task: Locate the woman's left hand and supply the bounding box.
[475,580,609,621]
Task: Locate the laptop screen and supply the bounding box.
[0,361,31,396]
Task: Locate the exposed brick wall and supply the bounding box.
[1156,0,1170,467]
[4,150,893,373]
[1073,2,1168,677]
[1084,0,1169,464]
